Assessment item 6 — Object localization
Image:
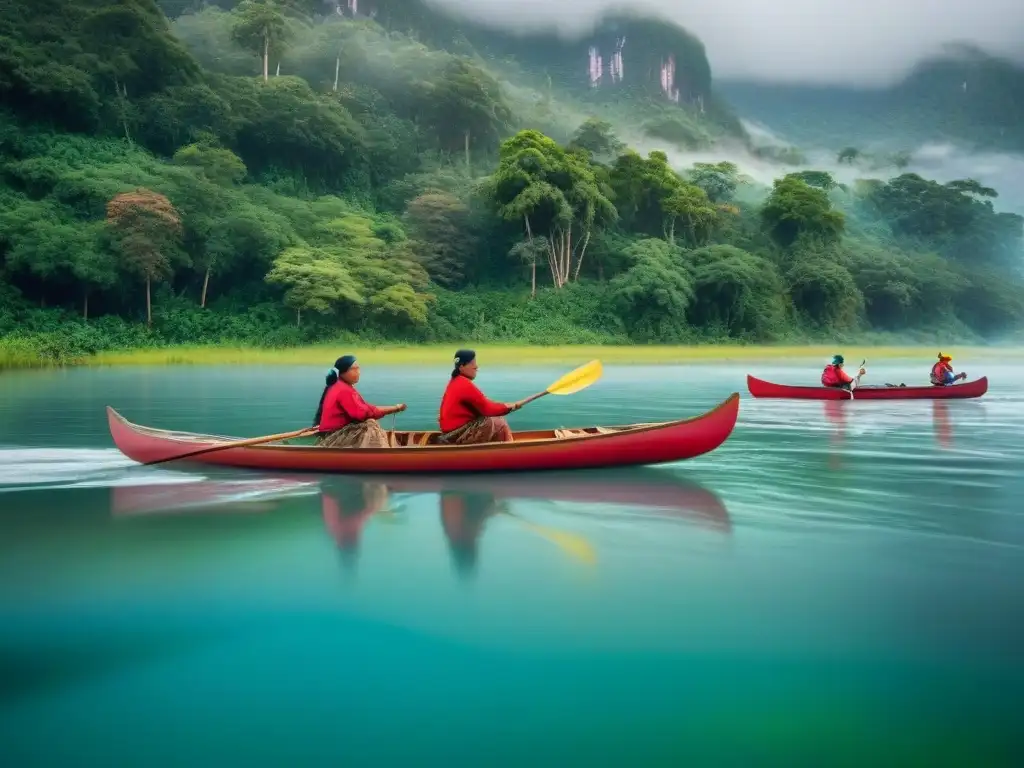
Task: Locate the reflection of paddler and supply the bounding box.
[321,482,390,569]
[823,400,846,470]
[932,400,952,448]
[439,492,503,577]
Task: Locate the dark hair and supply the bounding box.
[452,348,476,378]
[313,355,356,426]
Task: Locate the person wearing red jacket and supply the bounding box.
[313,355,406,448]
[821,354,864,390]
[437,349,526,444]
[930,352,966,386]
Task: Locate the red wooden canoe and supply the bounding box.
[105,393,739,474]
[746,374,988,400]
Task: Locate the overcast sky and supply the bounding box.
[426,0,1024,87]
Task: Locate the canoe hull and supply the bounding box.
[746,374,988,400]
[106,393,740,474]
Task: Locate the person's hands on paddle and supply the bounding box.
[858,367,866,376]
[387,403,407,415]
[506,399,528,412]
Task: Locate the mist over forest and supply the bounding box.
[1,0,1022,366]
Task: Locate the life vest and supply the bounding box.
[930,361,951,385]
[821,364,842,387]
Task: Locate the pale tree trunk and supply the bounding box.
[333,55,340,91]
[296,308,301,327]
[275,61,280,77]
[572,229,591,281]
[464,130,470,170]
[524,215,536,298]
[146,276,152,327]
[83,291,89,321]
[262,29,269,82]
[664,218,676,245]
[201,267,211,308]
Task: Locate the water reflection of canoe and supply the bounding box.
[105,394,740,474]
[109,470,730,531]
[110,477,318,516]
[355,470,731,531]
[747,375,988,400]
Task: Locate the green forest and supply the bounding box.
[1,0,1022,367]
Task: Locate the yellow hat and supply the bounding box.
[938,352,952,362]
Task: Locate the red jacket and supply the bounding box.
[821,364,853,387]
[438,374,510,432]
[318,381,385,431]
[931,361,953,384]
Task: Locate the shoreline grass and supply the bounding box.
[81,343,1023,367]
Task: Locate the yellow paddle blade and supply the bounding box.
[521,522,597,565]
[546,359,603,396]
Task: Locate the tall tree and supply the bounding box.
[760,176,845,250]
[487,130,616,289]
[418,58,511,167]
[402,190,477,287]
[230,0,293,82]
[105,189,184,327]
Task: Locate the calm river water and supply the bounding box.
[1,362,1022,766]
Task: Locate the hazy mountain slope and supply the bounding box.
[718,46,1024,153]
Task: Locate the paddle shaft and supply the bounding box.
[142,425,320,466]
[849,359,867,400]
[517,390,550,408]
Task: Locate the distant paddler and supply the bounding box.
[820,354,865,391]
[930,352,967,386]
[313,355,406,448]
[437,349,527,444]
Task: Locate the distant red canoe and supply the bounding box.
[106,393,739,474]
[746,374,988,400]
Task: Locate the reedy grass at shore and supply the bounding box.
[79,344,1022,367]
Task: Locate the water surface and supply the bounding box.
[1,363,1021,766]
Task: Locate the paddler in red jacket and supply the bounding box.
[437,349,526,444]
[930,352,966,386]
[820,354,864,390]
[313,355,406,448]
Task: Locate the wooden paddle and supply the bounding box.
[141,425,320,467]
[514,359,604,410]
[501,511,597,564]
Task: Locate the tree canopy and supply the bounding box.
[0,0,1022,363]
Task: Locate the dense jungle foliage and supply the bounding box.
[1,0,1022,365]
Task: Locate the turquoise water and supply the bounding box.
[1,363,1022,766]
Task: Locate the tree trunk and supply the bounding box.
[201,266,211,308]
[275,61,281,77]
[524,215,536,298]
[333,55,340,91]
[297,308,301,327]
[262,28,269,82]
[464,130,470,170]
[146,276,152,327]
[572,229,591,281]
[83,291,89,321]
